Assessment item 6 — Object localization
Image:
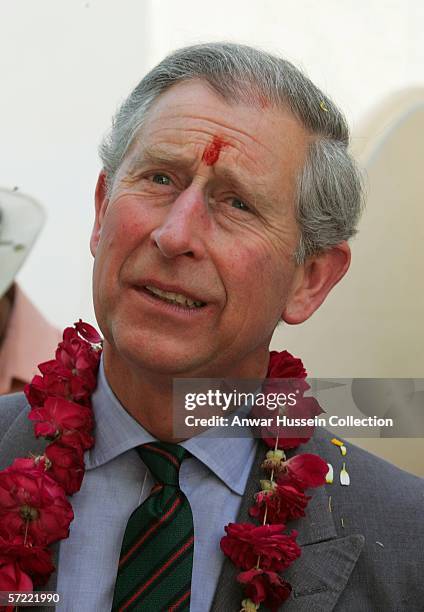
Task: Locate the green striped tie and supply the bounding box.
[111,442,194,612]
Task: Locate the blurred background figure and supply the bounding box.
[0,188,61,394]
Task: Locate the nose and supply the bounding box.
[150,186,210,259]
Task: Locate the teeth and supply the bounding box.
[145,285,204,308]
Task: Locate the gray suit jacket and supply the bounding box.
[1,392,423,612]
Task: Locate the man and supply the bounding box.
[0,43,423,611]
[0,188,62,394]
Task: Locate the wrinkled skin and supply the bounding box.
[90,80,350,437]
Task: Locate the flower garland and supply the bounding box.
[0,323,328,612]
[219,351,328,611]
[0,321,101,604]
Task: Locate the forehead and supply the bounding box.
[125,80,311,203]
[143,79,307,148]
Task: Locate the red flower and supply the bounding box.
[277,453,329,490]
[28,397,94,450]
[0,536,54,586]
[24,324,101,410]
[44,439,85,495]
[0,320,103,594]
[0,459,73,546]
[0,561,33,592]
[40,359,97,404]
[25,364,94,407]
[262,375,309,397]
[261,351,323,451]
[237,568,292,611]
[220,523,300,572]
[250,484,310,524]
[263,434,311,450]
[262,436,311,450]
[267,351,307,379]
[55,327,100,380]
[262,395,324,450]
[74,319,102,344]
[24,376,48,409]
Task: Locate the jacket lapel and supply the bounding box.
[210,437,365,611]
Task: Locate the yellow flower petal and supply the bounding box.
[326,462,334,484]
[240,599,259,612]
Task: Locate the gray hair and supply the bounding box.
[99,42,363,263]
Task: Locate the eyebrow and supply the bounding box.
[130,145,271,208]
[131,146,197,172]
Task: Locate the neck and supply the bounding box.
[102,341,270,441]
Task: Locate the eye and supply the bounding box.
[231,197,250,212]
[152,174,171,185]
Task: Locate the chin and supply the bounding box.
[108,325,209,376]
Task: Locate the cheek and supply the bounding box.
[98,200,150,264]
[93,204,149,309]
[223,239,295,314]
[225,238,284,283]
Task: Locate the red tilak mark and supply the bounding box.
[201,136,226,166]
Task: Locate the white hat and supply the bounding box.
[0,187,46,298]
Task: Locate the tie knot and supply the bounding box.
[136,442,190,486]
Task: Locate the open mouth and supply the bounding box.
[143,285,207,309]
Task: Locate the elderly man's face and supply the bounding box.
[91,80,312,376]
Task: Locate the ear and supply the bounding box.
[282,242,351,324]
[90,171,109,257]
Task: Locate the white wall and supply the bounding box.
[2,0,155,326]
[2,0,423,375]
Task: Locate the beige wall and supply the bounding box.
[273,92,424,376]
